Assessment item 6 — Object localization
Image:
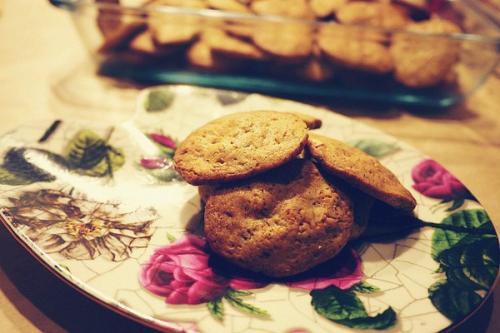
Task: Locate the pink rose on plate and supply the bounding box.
[149,133,176,149]
[140,235,228,304]
[140,234,363,309]
[412,159,468,200]
[140,157,169,169]
[285,248,362,291]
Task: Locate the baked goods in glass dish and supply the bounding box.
[51,0,500,107]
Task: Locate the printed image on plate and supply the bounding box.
[0,85,498,333]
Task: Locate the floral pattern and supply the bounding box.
[412,159,474,211]
[0,128,125,185]
[412,159,468,200]
[140,235,364,304]
[139,132,181,182]
[4,189,156,261]
[139,234,371,324]
[140,235,229,305]
[0,86,496,333]
[285,249,363,291]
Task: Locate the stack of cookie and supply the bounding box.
[97,0,461,88]
[173,111,416,277]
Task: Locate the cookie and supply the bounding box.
[129,30,179,56]
[390,18,461,88]
[174,111,309,185]
[198,185,218,204]
[223,21,255,40]
[147,0,207,8]
[186,41,238,71]
[149,18,201,46]
[204,159,353,277]
[253,23,313,61]
[336,2,410,30]
[288,112,322,129]
[318,25,393,73]
[250,0,314,19]
[203,28,266,60]
[147,0,207,46]
[306,133,416,212]
[310,0,347,18]
[99,20,147,53]
[207,0,250,12]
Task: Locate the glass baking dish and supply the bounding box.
[50,0,500,108]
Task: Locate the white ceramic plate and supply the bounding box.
[0,85,497,333]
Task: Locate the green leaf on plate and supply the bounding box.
[437,237,498,290]
[207,298,224,321]
[350,140,400,158]
[311,285,396,330]
[144,90,174,112]
[146,168,182,182]
[1,148,63,185]
[428,281,482,321]
[224,289,269,318]
[157,146,175,160]
[445,198,465,212]
[352,281,381,294]
[64,130,125,177]
[0,167,35,185]
[227,289,253,297]
[431,209,492,259]
[166,232,176,243]
[337,308,397,330]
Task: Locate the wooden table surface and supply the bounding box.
[0,1,499,332]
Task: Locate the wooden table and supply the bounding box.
[0,1,499,332]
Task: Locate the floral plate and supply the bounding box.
[0,85,498,333]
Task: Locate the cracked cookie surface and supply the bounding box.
[204,159,353,277]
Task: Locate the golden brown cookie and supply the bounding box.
[149,17,201,46]
[306,133,416,212]
[186,41,238,71]
[288,112,322,129]
[204,159,353,277]
[148,0,207,8]
[223,21,255,40]
[99,21,147,53]
[198,185,218,204]
[310,0,347,18]
[318,25,393,73]
[250,0,313,61]
[147,0,208,46]
[253,23,313,61]
[250,0,314,19]
[390,18,461,88]
[129,30,179,56]
[207,0,250,12]
[336,2,410,29]
[203,28,266,60]
[174,111,309,185]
